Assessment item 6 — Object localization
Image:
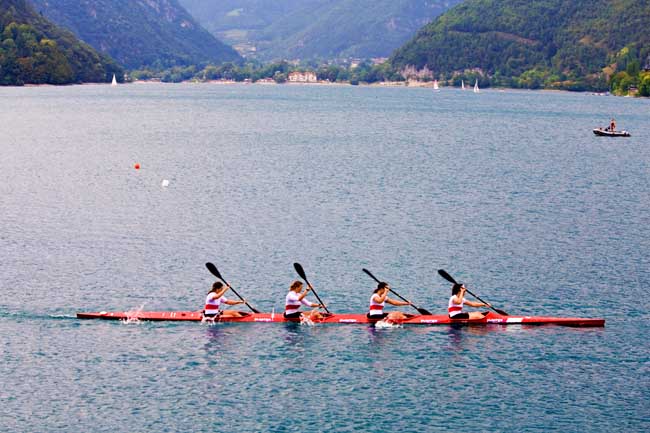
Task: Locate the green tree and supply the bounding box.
[638,74,650,97]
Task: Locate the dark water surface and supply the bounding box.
[1,84,649,432]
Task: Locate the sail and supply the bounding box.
[461,80,465,90]
[473,80,479,93]
[111,74,117,86]
[433,80,439,90]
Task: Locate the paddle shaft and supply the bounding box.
[362,268,431,315]
[304,281,331,315]
[293,263,331,314]
[205,263,260,313]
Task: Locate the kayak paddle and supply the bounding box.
[293,262,331,314]
[362,268,432,315]
[205,262,260,313]
[437,269,508,316]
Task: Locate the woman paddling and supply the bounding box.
[284,280,325,321]
[367,282,411,322]
[203,281,249,321]
[448,283,490,320]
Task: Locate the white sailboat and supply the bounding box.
[111,74,117,86]
[461,80,465,90]
[473,79,479,93]
[433,80,439,90]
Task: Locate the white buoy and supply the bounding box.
[161,179,170,187]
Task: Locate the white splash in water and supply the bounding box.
[374,319,402,329]
[121,303,146,324]
[201,314,222,325]
[300,315,315,326]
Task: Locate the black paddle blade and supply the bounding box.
[437,269,457,284]
[494,308,508,316]
[362,268,380,283]
[293,262,307,281]
[205,262,224,282]
[417,307,432,315]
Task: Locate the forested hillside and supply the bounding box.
[0,0,122,85]
[179,0,463,61]
[29,0,241,69]
[390,0,650,91]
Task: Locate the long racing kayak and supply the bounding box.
[76,310,605,327]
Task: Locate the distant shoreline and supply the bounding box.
[10,80,626,97]
[112,80,621,95]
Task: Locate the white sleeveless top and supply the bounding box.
[448,295,465,317]
[205,293,228,315]
[369,294,385,316]
[285,291,311,314]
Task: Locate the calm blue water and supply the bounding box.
[1,83,649,432]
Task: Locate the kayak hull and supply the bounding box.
[76,310,605,327]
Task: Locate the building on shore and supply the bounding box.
[288,71,318,83]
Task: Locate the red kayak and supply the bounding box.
[76,310,605,327]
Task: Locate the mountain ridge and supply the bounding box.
[389,0,650,91]
[178,0,463,61]
[1,0,122,85]
[29,0,241,68]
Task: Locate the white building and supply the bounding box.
[288,71,318,83]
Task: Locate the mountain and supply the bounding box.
[1,0,122,85]
[178,0,463,61]
[29,0,241,69]
[390,0,650,90]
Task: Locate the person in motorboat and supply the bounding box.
[610,118,616,132]
[203,281,249,321]
[367,282,411,322]
[284,280,326,321]
[448,283,490,320]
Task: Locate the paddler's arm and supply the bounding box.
[465,300,488,308]
[215,286,229,299]
[300,297,321,308]
[224,299,245,306]
[374,292,388,303]
[297,287,311,301]
[386,298,410,307]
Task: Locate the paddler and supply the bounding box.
[203,281,249,320]
[448,283,489,320]
[284,280,325,321]
[367,282,411,322]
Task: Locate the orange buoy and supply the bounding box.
[134,163,140,170]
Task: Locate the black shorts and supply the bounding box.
[203,311,222,320]
[449,312,470,320]
[284,312,302,319]
[367,313,389,320]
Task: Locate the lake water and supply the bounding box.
[1,83,649,432]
